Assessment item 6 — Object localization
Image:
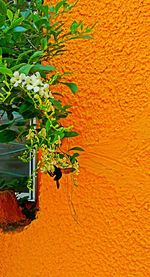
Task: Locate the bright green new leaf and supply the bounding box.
[86,26,92,33]
[70,20,79,34]
[0,66,12,76]
[7,9,13,22]
[11,17,24,28]
[46,119,51,132]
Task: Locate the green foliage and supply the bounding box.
[62,82,78,94]
[0,129,18,142]
[0,0,92,190]
[69,147,84,151]
[0,0,92,72]
[0,0,7,15]
[0,177,28,190]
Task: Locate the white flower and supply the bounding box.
[10,77,17,83]
[35,72,41,79]
[13,71,20,78]
[44,92,49,98]
[33,86,40,92]
[20,73,26,80]
[26,84,33,90]
[31,74,41,86]
[43,83,49,91]
[39,86,53,98]
[13,81,20,87]
[10,71,23,87]
[25,76,31,85]
[10,71,52,98]
[21,80,26,86]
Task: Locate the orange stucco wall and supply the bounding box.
[0,0,150,276]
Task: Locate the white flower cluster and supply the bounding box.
[10,71,53,98]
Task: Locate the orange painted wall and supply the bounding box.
[0,0,150,276]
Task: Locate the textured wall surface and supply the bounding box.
[0,0,150,276]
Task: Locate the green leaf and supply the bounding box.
[79,35,93,39]
[0,66,12,76]
[14,119,27,126]
[0,122,13,131]
[1,47,13,55]
[72,153,80,158]
[11,17,24,28]
[0,14,5,27]
[80,22,84,31]
[32,64,56,72]
[46,119,50,131]
[77,35,93,39]
[28,51,44,63]
[41,37,48,50]
[63,1,77,12]
[50,98,62,109]
[21,9,31,18]
[62,82,78,94]
[0,0,7,15]
[19,103,38,119]
[63,104,72,109]
[49,6,55,13]
[16,50,33,64]
[7,9,13,22]
[70,152,80,163]
[19,64,34,75]
[13,26,27,32]
[11,63,26,71]
[55,0,65,13]
[34,18,48,29]
[0,47,2,64]
[0,130,18,143]
[7,111,13,121]
[69,35,93,40]
[19,103,31,114]
[69,147,84,152]
[42,5,49,17]
[64,131,79,138]
[70,20,79,34]
[86,26,92,33]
